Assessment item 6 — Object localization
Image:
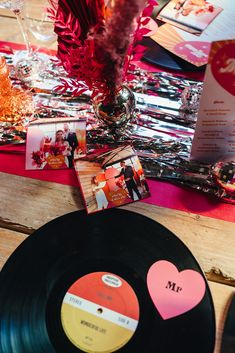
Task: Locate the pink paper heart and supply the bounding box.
[211,42,235,96]
[147,260,206,320]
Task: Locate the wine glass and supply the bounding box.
[17,0,58,84]
[0,0,46,83]
[0,0,31,52]
[24,0,57,45]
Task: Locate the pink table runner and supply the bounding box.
[0,144,234,222]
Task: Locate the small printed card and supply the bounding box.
[152,0,235,66]
[26,117,86,170]
[74,145,150,214]
[157,0,223,35]
[191,39,235,163]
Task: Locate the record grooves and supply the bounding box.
[0,209,215,353]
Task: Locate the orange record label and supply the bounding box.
[61,272,140,353]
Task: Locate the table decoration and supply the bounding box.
[1,43,234,204]
[0,55,33,144]
[49,0,155,127]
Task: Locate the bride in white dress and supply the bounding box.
[92,176,109,210]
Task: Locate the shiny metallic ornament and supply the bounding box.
[212,161,235,199]
[92,85,136,129]
[15,58,36,82]
[172,83,203,126]
[15,57,41,83]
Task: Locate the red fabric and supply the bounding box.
[0,144,234,222]
[0,41,55,55]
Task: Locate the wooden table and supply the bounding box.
[0,9,235,353]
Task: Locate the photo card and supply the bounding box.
[26,117,86,170]
[157,0,223,35]
[74,145,150,214]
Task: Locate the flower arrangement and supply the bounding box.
[32,143,67,168]
[48,0,156,103]
[31,150,46,168]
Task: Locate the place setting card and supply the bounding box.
[191,39,235,163]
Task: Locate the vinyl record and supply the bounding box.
[0,209,215,353]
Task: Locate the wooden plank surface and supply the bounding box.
[0,172,234,285]
[0,227,27,269]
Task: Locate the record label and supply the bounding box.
[61,272,140,353]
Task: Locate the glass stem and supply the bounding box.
[13,8,32,55]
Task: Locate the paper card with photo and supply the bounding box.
[157,0,223,35]
[74,145,151,214]
[26,117,86,170]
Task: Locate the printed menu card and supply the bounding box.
[191,39,235,163]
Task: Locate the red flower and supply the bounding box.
[49,0,157,102]
[31,150,46,168]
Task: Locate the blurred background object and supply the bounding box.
[24,0,57,45]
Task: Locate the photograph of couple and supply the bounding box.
[157,0,222,34]
[26,118,86,170]
[75,145,150,214]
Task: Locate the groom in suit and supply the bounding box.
[63,123,78,168]
[115,161,141,200]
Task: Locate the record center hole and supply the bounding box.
[97,308,103,314]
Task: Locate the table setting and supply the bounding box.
[0,1,234,353]
[0,0,234,215]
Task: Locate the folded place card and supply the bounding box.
[191,39,235,163]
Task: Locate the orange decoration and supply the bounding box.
[0,56,33,123]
